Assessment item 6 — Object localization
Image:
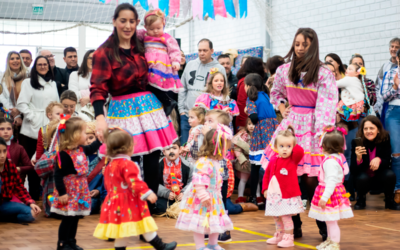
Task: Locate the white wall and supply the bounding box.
[269,0,400,79]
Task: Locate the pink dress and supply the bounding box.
[261,63,338,177]
[194,93,240,117]
[137,30,183,93]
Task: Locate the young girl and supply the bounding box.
[336,63,366,122]
[176,124,234,250]
[93,127,177,250]
[262,127,305,247]
[51,116,101,250]
[181,106,206,163]
[232,118,254,203]
[244,73,279,207]
[308,126,353,250]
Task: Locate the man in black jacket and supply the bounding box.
[218,54,238,101]
[39,50,69,96]
[63,47,79,76]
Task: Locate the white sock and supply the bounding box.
[256,182,261,198]
[143,232,157,242]
[238,173,250,197]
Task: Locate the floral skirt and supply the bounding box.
[106,91,178,156]
[337,100,365,122]
[249,118,279,165]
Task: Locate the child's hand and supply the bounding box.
[168,192,176,200]
[172,62,180,71]
[177,193,183,201]
[222,107,231,113]
[201,125,211,136]
[201,199,211,208]
[193,129,201,141]
[264,190,268,199]
[31,159,36,166]
[244,107,248,115]
[59,194,69,205]
[318,199,327,209]
[102,166,105,175]
[180,146,189,153]
[147,193,158,204]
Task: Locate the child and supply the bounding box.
[0,118,32,182]
[232,118,254,203]
[36,101,64,162]
[0,137,41,223]
[176,124,234,250]
[308,126,353,250]
[93,127,177,250]
[181,106,206,163]
[156,140,192,214]
[244,73,279,208]
[136,9,183,116]
[51,116,101,250]
[336,63,365,122]
[262,126,305,247]
[194,68,239,129]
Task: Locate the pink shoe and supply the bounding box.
[277,234,294,248]
[266,232,283,245]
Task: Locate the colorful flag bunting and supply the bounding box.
[148,0,158,9]
[169,0,180,17]
[203,0,215,19]
[192,0,204,20]
[224,0,236,18]
[159,0,170,16]
[239,0,247,18]
[214,0,227,18]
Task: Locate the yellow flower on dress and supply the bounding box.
[359,67,367,75]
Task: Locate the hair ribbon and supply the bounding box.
[212,124,233,157]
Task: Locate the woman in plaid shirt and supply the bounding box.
[90,3,178,211]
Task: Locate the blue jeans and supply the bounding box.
[385,105,400,191]
[0,201,34,223]
[180,114,191,145]
[226,198,243,215]
[344,124,359,181]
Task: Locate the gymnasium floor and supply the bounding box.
[0,194,399,250]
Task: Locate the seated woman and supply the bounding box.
[351,115,399,210]
[0,137,41,223]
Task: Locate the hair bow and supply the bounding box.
[212,124,233,156]
[59,114,71,133]
[336,127,348,135]
[0,103,11,119]
[342,105,353,121]
[319,126,347,150]
[357,67,367,76]
[144,9,166,26]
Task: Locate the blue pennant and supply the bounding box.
[203,0,215,19]
[159,0,169,16]
[239,0,247,18]
[224,0,236,17]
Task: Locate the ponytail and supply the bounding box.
[247,85,259,101]
[244,73,265,102]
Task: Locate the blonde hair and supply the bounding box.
[198,129,217,158]
[169,109,180,135]
[144,10,165,26]
[204,72,229,99]
[274,125,297,148]
[45,102,63,117]
[1,51,28,92]
[206,109,230,126]
[105,129,134,157]
[189,107,206,125]
[86,121,96,135]
[58,117,86,151]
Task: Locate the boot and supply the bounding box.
[115,248,126,250]
[256,197,265,210]
[277,234,294,248]
[68,239,83,250]
[148,235,177,250]
[248,196,257,206]
[235,197,246,203]
[293,227,302,238]
[57,241,74,250]
[385,193,400,210]
[354,195,366,210]
[266,232,283,245]
[320,229,328,242]
[239,202,258,212]
[394,190,400,204]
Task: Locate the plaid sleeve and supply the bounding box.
[382,70,398,102]
[365,78,377,106]
[90,48,112,103]
[190,141,199,160]
[11,163,34,205]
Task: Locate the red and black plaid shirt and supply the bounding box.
[1,160,34,205]
[90,35,148,103]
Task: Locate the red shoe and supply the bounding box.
[256,197,265,205]
[235,197,246,203]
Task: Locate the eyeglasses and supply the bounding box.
[44,54,55,59]
[37,63,48,68]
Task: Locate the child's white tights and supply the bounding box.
[256,182,261,197]
[326,220,340,243]
[238,173,250,197]
[114,232,157,247]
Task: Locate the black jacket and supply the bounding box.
[228,72,238,101]
[53,66,69,96]
[350,135,392,176]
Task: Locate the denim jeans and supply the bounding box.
[385,105,400,191]
[180,114,191,145]
[0,201,34,223]
[344,125,359,181]
[226,198,243,214]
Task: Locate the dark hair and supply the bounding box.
[325,53,346,77]
[236,57,266,80]
[172,140,181,147]
[198,38,213,49]
[397,48,400,58]
[19,49,32,56]
[357,115,389,144]
[78,49,95,78]
[349,53,365,67]
[105,129,134,157]
[217,54,230,61]
[265,55,285,75]
[30,56,54,90]
[324,61,334,68]
[285,28,321,86]
[321,125,345,154]
[64,47,77,57]
[0,117,13,127]
[101,3,144,65]
[244,73,268,101]
[60,90,78,103]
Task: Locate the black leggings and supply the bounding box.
[292,175,326,232]
[19,134,41,201]
[250,164,261,197]
[58,216,80,242]
[131,150,161,195]
[355,169,396,198]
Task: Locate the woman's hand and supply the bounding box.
[177,193,183,201]
[10,108,20,118]
[201,199,211,208]
[393,73,399,90]
[79,97,90,107]
[90,189,100,198]
[370,157,381,171]
[266,74,275,89]
[244,107,248,115]
[14,117,22,127]
[318,199,327,209]
[279,104,292,119]
[30,203,42,215]
[355,146,367,162]
[147,193,158,204]
[96,115,107,142]
[31,159,36,166]
[172,62,180,71]
[59,194,69,205]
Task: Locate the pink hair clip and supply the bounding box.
[336,127,348,135]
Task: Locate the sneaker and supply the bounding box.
[277,234,294,248]
[324,241,340,250]
[266,232,283,245]
[302,199,307,210]
[218,231,232,242]
[316,238,332,250]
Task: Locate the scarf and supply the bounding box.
[38,74,52,82]
[5,71,25,106]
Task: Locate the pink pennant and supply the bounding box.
[148,0,158,9]
[169,0,180,17]
[192,0,203,20]
[213,0,227,17]
[181,0,191,18]
[105,0,112,3]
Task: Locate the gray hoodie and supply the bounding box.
[178,58,227,115]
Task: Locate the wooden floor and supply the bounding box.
[1,194,399,250]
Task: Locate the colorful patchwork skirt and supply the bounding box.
[337,100,365,122]
[106,91,178,156]
[249,118,279,165]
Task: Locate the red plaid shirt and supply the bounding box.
[1,160,35,205]
[90,35,148,103]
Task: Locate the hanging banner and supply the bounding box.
[119,0,132,4]
[239,0,247,18]
[214,0,227,18]
[192,0,203,20]
[169,0,180,17]
[134,0,149,10]
[203,0,215,19]
[148,0,158,9]
[233,0,239,17]
[224,0,236,18]
[159,0,170,16]
[181,0,192,18]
